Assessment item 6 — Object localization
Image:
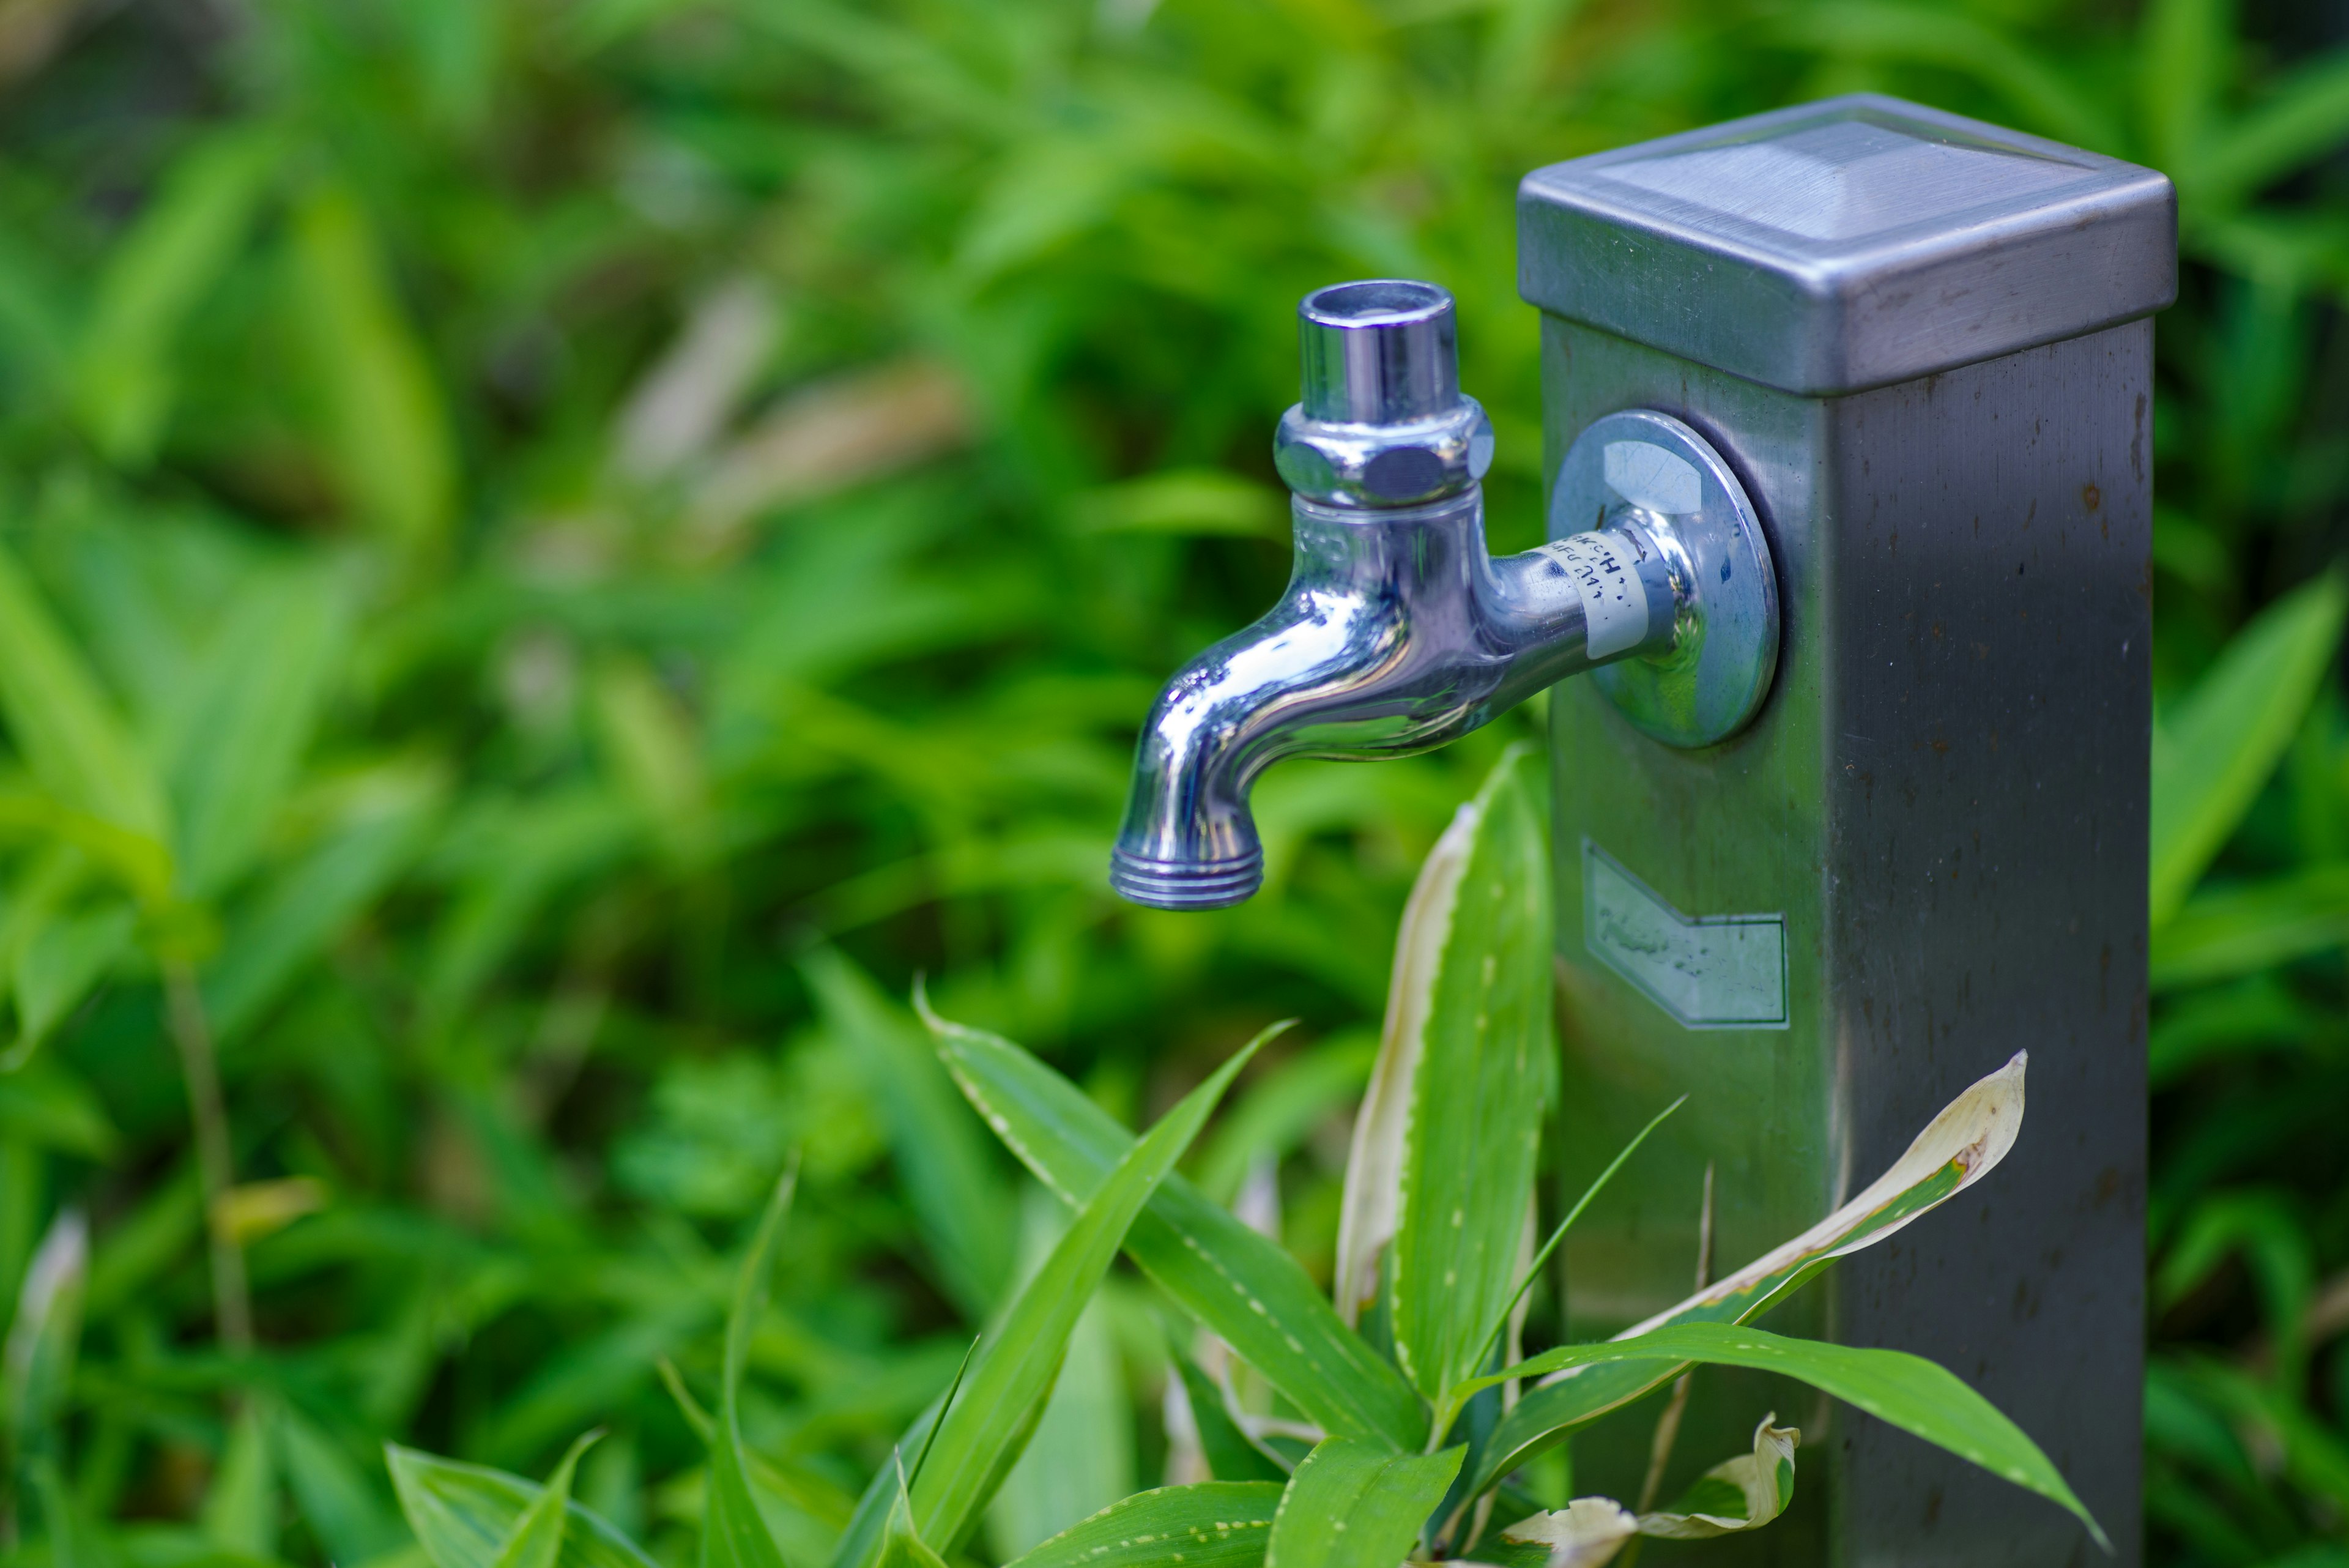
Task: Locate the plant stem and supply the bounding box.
[165,964,251,1353]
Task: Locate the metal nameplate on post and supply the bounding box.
[1583,840,1786,1030]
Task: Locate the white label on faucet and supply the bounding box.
[1544,530,1650,658]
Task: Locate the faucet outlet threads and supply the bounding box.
[1277,280,1495,509]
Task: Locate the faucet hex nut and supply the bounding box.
[1273,396,1495,508]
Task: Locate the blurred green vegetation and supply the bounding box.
[0,0,2343,1566]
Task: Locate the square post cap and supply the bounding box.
[1518,94,2178,395]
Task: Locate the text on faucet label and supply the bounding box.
[1543,530,1649,658]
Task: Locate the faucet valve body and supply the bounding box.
[1108,281,1778,912]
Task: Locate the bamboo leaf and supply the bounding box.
[1384,748,1554,1402]
[71,127,280,464]
[493,1432,603,1568]
[201,1402,281,1559]
[1472,1051,2027,1492]
[2150,863,2349,990]
[1470,1324,2105,1550]
[929,1010,1427,1450]
[1001,1484,1282,1568]
[1264,1438,1463,1568]
[168,566,348,898]
[1332,791,1476,1328]
[388,1445,661,1568]
[706,1170,799,1568]
[803,946,1012,1315]
[287,182,456,558]
[9,903,135,1060]
[2151,572,2347,926]
[0,541,171,856]
[905,1027,1263,1558]
[2185,47,2349,206]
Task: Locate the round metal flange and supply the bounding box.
[1551,409,1779,748]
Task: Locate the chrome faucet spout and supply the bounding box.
[1108,485,1677,910]
[1108,278,1773,912]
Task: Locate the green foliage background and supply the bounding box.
[0,0,2343,1565]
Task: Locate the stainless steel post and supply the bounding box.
[1523,95,2172,1566]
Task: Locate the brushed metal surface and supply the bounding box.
[1519,95,2176,395]
[1540,314,2149,1567]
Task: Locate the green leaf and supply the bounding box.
[388,1445,661,1568]
[592,656,712,869]
[2150,863,2349,990]
[1263,1438,1463,1568]
[201,1403,281,1559]
[986,1268,1132,1558]
[2151,573,2348,926]
[494,1432,603,1568]
[1361,747,1554,1401]
[2186,47,2349,206]
[1173,1350,1286,1485]
[9,902,135,1061]
[1000,1484,1283,1568]
[1065,470,1286,539]
[904,1028,1263,1559]
[287,182,456,557]
[1472,1051,2028,1492]
[0,1063,115,1159]
[71,127,280,464]
[707,1170,798,1568]
[0,541,172,855]
[167,566,348,898]
[2139,0,2229,169]
[201,766,443,1037]
[1469,1323,2106,1551]
[279,1405,410,1564]
[930,1013,1427,1451]
[801,946,1012,1315]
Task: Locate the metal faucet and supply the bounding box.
[1108,279,1778,910]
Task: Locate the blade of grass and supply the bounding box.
[901,1029,1266,1559]
[927,1009,1427,1450]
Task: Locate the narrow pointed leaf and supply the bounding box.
[930,1014,1425,1449]
[387,1445,661,1568]
[1002,1483,1282,1568]
[0,542,171,853]
[1466,1323,2104,1550]
[904,1031,1263,1558]
[1264,1438,1463,1568]
[2150,571,2347,926]
[493,1432,602,1568]
[1332,796,1475,1327]
[1384,748,1555,1400]
[1473,1050,2027,1491]
[803,946,1012,1315]
[707,1171,798,1568]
